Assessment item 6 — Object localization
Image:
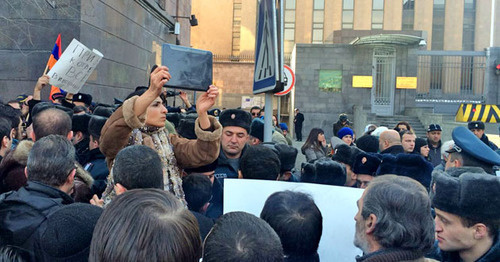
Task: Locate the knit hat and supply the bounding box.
[355,135,379,153]
[73,93,93,106]
[376,153,434,190]
[353,152,381,176]
[413,137,428,154]
[35,203,103,261]
[274,144,298,173]
[279,123,288,132]
[219,109,252,132]
[249,118,264,141]
[337,127,353,139]
[432,171,500,221]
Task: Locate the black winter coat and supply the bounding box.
[84,148,109,197]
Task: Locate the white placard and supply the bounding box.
[48,39,103,93]
[224,179,364,262]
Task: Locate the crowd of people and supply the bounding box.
[0,66,499,262]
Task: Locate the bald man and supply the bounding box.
[379,130,405,154]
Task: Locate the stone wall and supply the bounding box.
[0,0,190,104]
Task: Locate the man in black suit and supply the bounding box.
[294,108,304,141]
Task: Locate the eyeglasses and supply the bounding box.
[251,113,259,116]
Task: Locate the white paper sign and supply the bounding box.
[224,179,364,262]
[48,39,103,93]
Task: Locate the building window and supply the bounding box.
[431,0,445,50]
[402,0,415,30]
[372,0,384,29]
[312,0,324,43]
[232,0,242,56]
[462,0,475,51]
[342,0,354,29]
[284,0,296,41]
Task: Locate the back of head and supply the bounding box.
[113,145,163,190]
[182,174,212,212]
[0,117,11,142]
[240,145,280,180]
[89,189,201,262]
[0,103,21,129]
[380,130,401,146]
[260,191,322,258]
[203,211,283,262]
[27,135,76,188]
[332,144,362,167]
[313,158,346,186]
[355,135,379,153]
[72,114,91,137]
[274,144,298,173]
[362,175,434,253]
[32,108,72,140]
[35,203,103,262]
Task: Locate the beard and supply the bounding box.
[353,219,370,254]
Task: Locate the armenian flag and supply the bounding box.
[46,34,62,102]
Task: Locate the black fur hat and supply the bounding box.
[88,115,108,140]
[353,152,381,176]
[219,109,252,132]
[376,153,433,190]
[73,93,93,106]
[331,144,363,167]
[432,171,500,220]
[313,158,346,186]
[249,118,264,141]
[355,135,379,153]
[71,114,91,136]
[177,118,197,139]
[274,144,298,173]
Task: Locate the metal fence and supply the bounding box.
[416,50,486,103]
[212,54,292,64]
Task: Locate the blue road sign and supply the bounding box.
[253,0,278,94]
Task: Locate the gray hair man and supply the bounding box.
[353,175,435,262]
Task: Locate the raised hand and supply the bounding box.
[196,85,219,115]
[148,66,171,97]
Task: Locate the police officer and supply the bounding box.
[468,121,498,150]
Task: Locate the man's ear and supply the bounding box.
[66,169,76,185]
[67,130,74,141]
[114,183,127,195]
[365,214,378,234]
[30,129,36,142]
[25,167,29,179]
[238,170,243,179]
[9,128,15,139]
[473,223,489,240]
[1,136,8,148]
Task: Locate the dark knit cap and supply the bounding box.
[72,114,91,135]
[35,203,103,261]
[432,171,500,220]
[249,118,264,141]
[219,109,252,132]
[73,93,93,106]
[468,121,485,130]
[413,137,428,154]
[355,135,379,153]
[376,153,434,190]
[353,152,381,176]
[274,144,298,173]
[88,115,108,140]
[177,118,197,139]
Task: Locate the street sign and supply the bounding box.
[275,65,295,96]
[253,0,278,94]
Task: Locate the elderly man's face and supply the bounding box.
[354,190,370,253]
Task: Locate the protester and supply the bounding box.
[0,140,31,193]
[99,66,222,204]
[250,106,261,119]
[248,118,287,145]
[393,121,412,132]
[274,144,300,181]
[182,174,215,240]
[429,172,500,262]
[338,126,354,146]
[332,144,362,187]
[468,121,498,150]
[426,124,443,167]
[71,114,91,165]
[0,135,76,254]
[355,134,379,153]
[261,191,323,262]
[89,189,202,262]
[84,115,109,197]
[301,128,327,162]
[400,130,416,154]
[240,145,280,180]
[376,153,434,190]
[279,122,293,145]
[0,118,12,162]
[203,211,284,262]
[414,137,430,160]
[310,157,346,186]
[353,175,435,261]
[378,130,404,154]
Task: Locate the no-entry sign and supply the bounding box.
[275,65,295,96]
